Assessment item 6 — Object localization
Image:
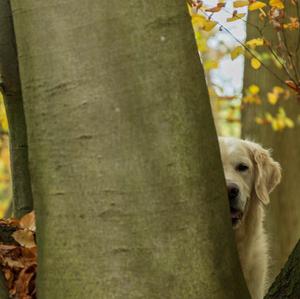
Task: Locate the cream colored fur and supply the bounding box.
[219,137,281,299]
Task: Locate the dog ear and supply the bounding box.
[252,146,281,205]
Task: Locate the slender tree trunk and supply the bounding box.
[0,0,34,296]
[9,1,250,298]
[242,1,300,283]
[265,240,300,299]
[0,0,33,219]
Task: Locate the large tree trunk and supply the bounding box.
[8,1,250,298]
[242,1,300,283]
[0,0,33,219]
[265,240,300,299]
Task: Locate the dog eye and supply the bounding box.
[236,163,249,172]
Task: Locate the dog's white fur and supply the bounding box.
[218,137,281,299]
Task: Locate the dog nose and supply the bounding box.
[228,183,239,200]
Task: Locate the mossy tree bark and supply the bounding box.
[9,1,250,298]
[242,1,300,283]
[0,0,33,219]
[265,240,300,299]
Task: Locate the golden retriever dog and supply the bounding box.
[218,137,281,299]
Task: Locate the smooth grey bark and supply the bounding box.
[242,2,300,282]
[0,0,33,219]
[265,240,300,299]
[10,1,250,298]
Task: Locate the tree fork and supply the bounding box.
[0,0,33,219]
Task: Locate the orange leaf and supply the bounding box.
[19,211,36,232]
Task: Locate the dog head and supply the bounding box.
[218,137,281,228]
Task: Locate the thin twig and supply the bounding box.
[199,10,289,86]
[280,21,300,81]
[266,39,296,83]
[218,5,298,83]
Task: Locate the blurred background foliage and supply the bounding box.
[0,92,11,219]
[190,0,299,135]
[190,0,247,137]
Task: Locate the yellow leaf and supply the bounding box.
[192,15,207,27]
[255,117,264,125]
[249,84,260,95]
[230,46,244,60]
[243,95,261,104]
[271,119,280,131]
[269,0,284,9]
[204,60,219,70]
[197,38,207,52]
[278,107,286,117]
[267,92,278,105]
[251,58,261,70]
[285,118,294,128]
[192,15,217,32]
[265,112,273,122]
[202,20,218,31]
[233,1,249,8]
[227,13,246,22]
[249,1,266,11]
[273,86,284,94]
[0,116,8,132]
[246,38,264,48]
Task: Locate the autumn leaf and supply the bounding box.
[249,1,266,11]
[269,0,284,9]
[19,211,36,232]
[204,60,219,70]
[284,17,300,30]
[249,84,260,95]
[191,14,207,26]
[257,108,295,130]
[251,58,262,69]
[12,230,36,249]
[285,80,300,93]
[0,213,37,299]
[231,46,244,60]
[4,258,24,269]
[233,1,249,8]
[205,2,226,13]
[227,13,246,22]
[192,15,217,31]
[246,38,264,48]
[268,92,278,105]
[202,20,218,31]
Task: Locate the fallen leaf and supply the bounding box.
[12,230,36,249]
[19,211,36,232]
